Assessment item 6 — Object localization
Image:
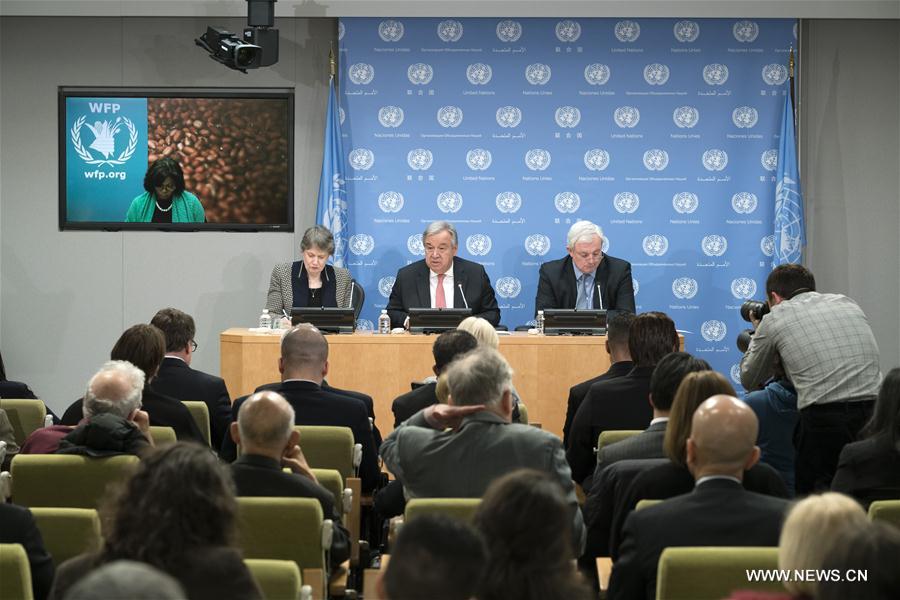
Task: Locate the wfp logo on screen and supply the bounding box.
[348,63,375,85]
[614,192,640,214]
[731,278,758,300]
[673,106,699,128]
[760,235,776,257]
[701,320,727,342]
[674,20,700,42]
[702,149,728,171]
[348,148,375,171]
[378,276,396,298]
[466,234,493,256]
[496,20,523,42]
[466,63,493,85]
[555,20,581,42]
[378,20,405,42]
[673,277,699,300]
[378,191,404,214]
[762,64,789,86]
[378,106,404,128]
[614,106,640,128]
[584,149,610,171]
[496,191,522,214]
[584,63,611,86]
[525,63,552,85]
[525,149,551,171]
[643,234,669,257]
[407,234,425,256]
[466,149,492,171]
[437,106,463,128]
[643,63,670,86]
[615,20,641,42]
[71,113,138,167]
[733,20,759,42]
[407,63,434,85]
[732,106,759,129]
[672,192,699,214]
[555,106,581,128]
[496,106,522,128]
[554,192,581,214]
[348,234,375,256]
[732,192,758,214]
[702,235,728,257]
[407,149,433,171]
[644,149,669,171]
[496,277,522,299]
[356,319,374,332]
[524,234,551,257]
[437,191,463,213]
[437,20,464,42]
[703,63,729,86]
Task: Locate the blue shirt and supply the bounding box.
[744,379,799,495]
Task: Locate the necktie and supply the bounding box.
[436,273,446,308]
[577,274,591,309]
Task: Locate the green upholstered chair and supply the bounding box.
[294,426,360,480]
[309,468,348,518]
[636,499,662,512]
[10,454,139,509]
[181,401,211,447]
[0,543,34,600]
[0,399,47,446]
[148,426,177,446]
[404,498,482,524]
[867,500,900,528]
[244,559,309,600]
[597,430,643,453]
[655,546,782,600]
[30,508,102,567]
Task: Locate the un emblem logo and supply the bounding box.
[731,278,757,300]
[348,148,375,171]
[466,149,492,171]
[467,63,493,85]
[674,20,700,42]
[702,235,728,257]
[378,106,404,128]
[496,277,522,299]
[378,276,397,298]
[731,192,758,214]
[673,106,699,128]
[338,21,345,41]
[732,106,759,129]
[554,192,581,214]
[525,63,552,85]
[378,20,404,42]
[733,20,759,42]
[632,279,640,296]
[348,63,375,85]
[602,237,610,253]
[644,149,669,171]
[615,20,641,42]
[730,364,742,385]
[672,192,699,214]
[407,149,433,171]
[614,192,640,214]
[614,106,640,128]
[407,234,425,256]
[437,19,463,42]
[496,106,522,128]
[378,191,404,214]
[760,235,776,257]
[555,20,581,42]
[436,191,463,214]
[496,20,522,42]
[348,234,375,256]
[356,319,374,332]
[643,63,670,86]
[762,64,788,86]
[643,234,669,257]
[407,63,434,85]
[761,149,778,172]
[584,149,610,172]
[70,115,139,167]
[525,149,551,171]
[339,107,346,125]
[701,320,727,342]
[524,234,551,257]
[437,106,463,128]
[555,106,581,128]
[702,149,728,171]
[584,63,611,86]
[702,63,729,86]
[496,191,522,214]
[466,234,493,256]
[672,277,699,300]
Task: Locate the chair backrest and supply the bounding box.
[0,543,34,600]
[310,468,346,517]
[516,402,529,425]
[868,500,900,528]
[655,546,782,600]
[181,401,211,447]
[597,429,643,452]
[245,559,305,600]
[10,454,139,509]
[350,279,365,321]
[0,399,47,446]
[404,498,482,524]
[295,426,355,479]
[149,426,177,446]
[636,499,662,511]
[236,497,327,572]
[30,507,102,567]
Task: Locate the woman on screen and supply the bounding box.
[125,158,206,223]
[266,225,353,315]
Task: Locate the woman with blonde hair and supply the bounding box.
[456,316,523,422]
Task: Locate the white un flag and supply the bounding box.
[317,77,349,268]
[773,80,804,265]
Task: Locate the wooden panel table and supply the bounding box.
[221,328,613,439]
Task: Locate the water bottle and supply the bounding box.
[258,309,272,329]
[536,310,545,335]
[378,309,391,334]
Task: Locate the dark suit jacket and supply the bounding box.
[0,503,54,600]
[563,361,634,445]
[566,366,655,484]
[534,254,635,317]
[386,257,500,328]
[831,437,900,509]
[607,479,789,600]
[221,380,381,493]
[391,382,438,429]
[230,454,350,567]
[0,380,38,399]
[151,357,232,450]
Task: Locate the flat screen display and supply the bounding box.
[59,87,294,231]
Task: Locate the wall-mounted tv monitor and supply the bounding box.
[59,87,294,231]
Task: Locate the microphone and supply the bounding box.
[348,280,355,310]
[596,284,605,311]
[458,283,470,309]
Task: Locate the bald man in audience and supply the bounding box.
[608,395,790,600]
[229,391,349,567]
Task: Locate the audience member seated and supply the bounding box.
[818,521,900,600]
[149,308,232,449]
[567,311,680,485]
[381,347,586,553]
[607,395,790,600]
[0,350,38,399]
[221,325,381,493]
[832,367,900,508]
[48,443,261,600]
[474,469,593,600]
[63,560,186,600]
[378,514,487,600]
[229,390,350,567]
[457,316,522,422]
[60,324,204,443]
[563,312,635,445]
[0,502,54,600]
[390,330,478,428]
[21,361,151,456]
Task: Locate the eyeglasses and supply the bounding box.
[575,251,603,262]
[155,182,177,192]
[190,340,198,352]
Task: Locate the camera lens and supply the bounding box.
[736,329,754,353]
[235,45,259,68]
[740,300,769,323]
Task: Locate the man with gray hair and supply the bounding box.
[386,220,500,328]
[535,220,635,318]
[380,347,585,554]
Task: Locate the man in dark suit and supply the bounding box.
[567,312,679,484]
[607,395,790,600]
[229,390,350,567]
[220,325,381,492]
[386,221,500,328]
[0,503,54,600]
[535,220,635,318]
[149,308,232,449]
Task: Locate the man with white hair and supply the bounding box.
[380,347,585,554]
[535,220,635,318]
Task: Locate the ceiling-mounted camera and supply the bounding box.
[195,1,279,73]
